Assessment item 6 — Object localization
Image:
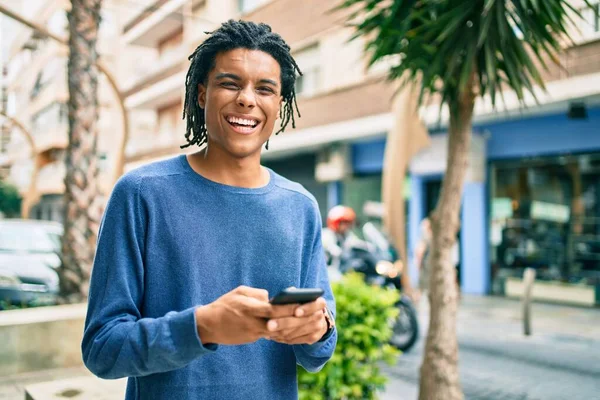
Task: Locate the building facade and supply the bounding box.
[3,0,600,305]
[1,0,122,222]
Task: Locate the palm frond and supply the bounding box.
[338,0,593,111]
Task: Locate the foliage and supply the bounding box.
[0,179,22,218]
[298,273,400,400]
[336,0,590,113]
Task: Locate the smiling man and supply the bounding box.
[82,20,337,400]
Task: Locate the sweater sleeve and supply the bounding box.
[293,207,337,373]
[81,174,217,379]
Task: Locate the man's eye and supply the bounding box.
[221,82,238,89]
[258,87,275,94]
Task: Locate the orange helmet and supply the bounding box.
[327,205,356,232]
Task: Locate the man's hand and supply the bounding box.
[195,286,296,345]
[266,297,329,345]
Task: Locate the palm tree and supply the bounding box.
[337,1,590,399]
[59,0,103,302]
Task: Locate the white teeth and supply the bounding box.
[227,116,257,127]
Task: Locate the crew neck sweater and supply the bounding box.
[82,155,337,400]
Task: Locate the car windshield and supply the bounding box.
[0,224,58,253]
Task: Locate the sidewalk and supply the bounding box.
[385,294,600,400]
[454,294,600,341]
[1,295,598,400]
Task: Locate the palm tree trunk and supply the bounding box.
[59,0,102,302]
[419,78,476,400]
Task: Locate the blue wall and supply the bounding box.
[461,183,489,295]
[483,107,600,160]
[352,140,386,174]
[408,176,425,288]
[327,181,342,211]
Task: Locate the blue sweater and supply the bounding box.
[82,155,337,400]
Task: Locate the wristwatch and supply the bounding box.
[320,306,336,341]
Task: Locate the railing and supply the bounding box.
[123,0,171,34]
[126,130,179,157]
[126,43,188,93]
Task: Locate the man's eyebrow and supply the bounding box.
[215,73,242,81]
[215,73,279,87]
[258,78,279,87]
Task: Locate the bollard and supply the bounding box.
[522,267,536,336]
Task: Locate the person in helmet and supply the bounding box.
[322,206,361,269]
[327,205,357,238]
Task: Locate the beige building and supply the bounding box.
[1,0,600,303]
[119,0,600,305]
[117,0,600,215]
[1,0,122,221]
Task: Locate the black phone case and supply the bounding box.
[270,288,324,305]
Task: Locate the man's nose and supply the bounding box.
[237,86,256,109]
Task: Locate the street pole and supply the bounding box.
[0,3,130,188]
[523,267,537,336]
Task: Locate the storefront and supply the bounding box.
[484,106,600,305]
[345,106,600,305]
[490,153,600,304]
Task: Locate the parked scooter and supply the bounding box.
[324,221,419,352]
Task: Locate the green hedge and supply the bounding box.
[298,273,400,400]
[0,179,21,218]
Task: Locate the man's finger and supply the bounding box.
[293,297,327,317]
[235,286,269,302]
[267,310,322,332]
[284,316,326,342]
[271,329,324,345]
[269,303,298,319]
[241,297,274,318]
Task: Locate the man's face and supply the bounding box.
[197,48,283,159]
[338,221,353,235]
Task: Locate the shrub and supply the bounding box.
[0,179,22,218]
[298,273,400,400]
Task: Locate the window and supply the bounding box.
[31,102,68,133]
[489,153,600,294]
[47,10,67,37]
[238,0,270,14]
[29,58,65,99]
[293,44,320,97]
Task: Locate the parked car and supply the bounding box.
[0,219,63,308]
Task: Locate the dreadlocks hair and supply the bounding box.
[181,20,302,151]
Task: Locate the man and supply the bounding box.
[82,20,336,400]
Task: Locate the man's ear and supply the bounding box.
[197,83,207,109]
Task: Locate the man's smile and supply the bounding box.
[224,114,261,135]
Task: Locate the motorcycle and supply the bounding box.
[324,222,419,352]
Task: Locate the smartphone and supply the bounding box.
[270,287,324,305]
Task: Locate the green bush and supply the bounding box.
[298,273,400,400]
[0,179,22,218]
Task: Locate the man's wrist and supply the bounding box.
[195,305,217,345]
[319,307,335,342]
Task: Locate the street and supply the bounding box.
[381,296,600,400]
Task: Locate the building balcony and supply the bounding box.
[125,129,182,162]
[123,0,191,47]
[124,65,186,109]
[33,124,68,154]
[124,41,188,96]
[25,85,68,123]
[36,161,65,196]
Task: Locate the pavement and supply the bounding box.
[380,295,600,400]
[1,295,599,400]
